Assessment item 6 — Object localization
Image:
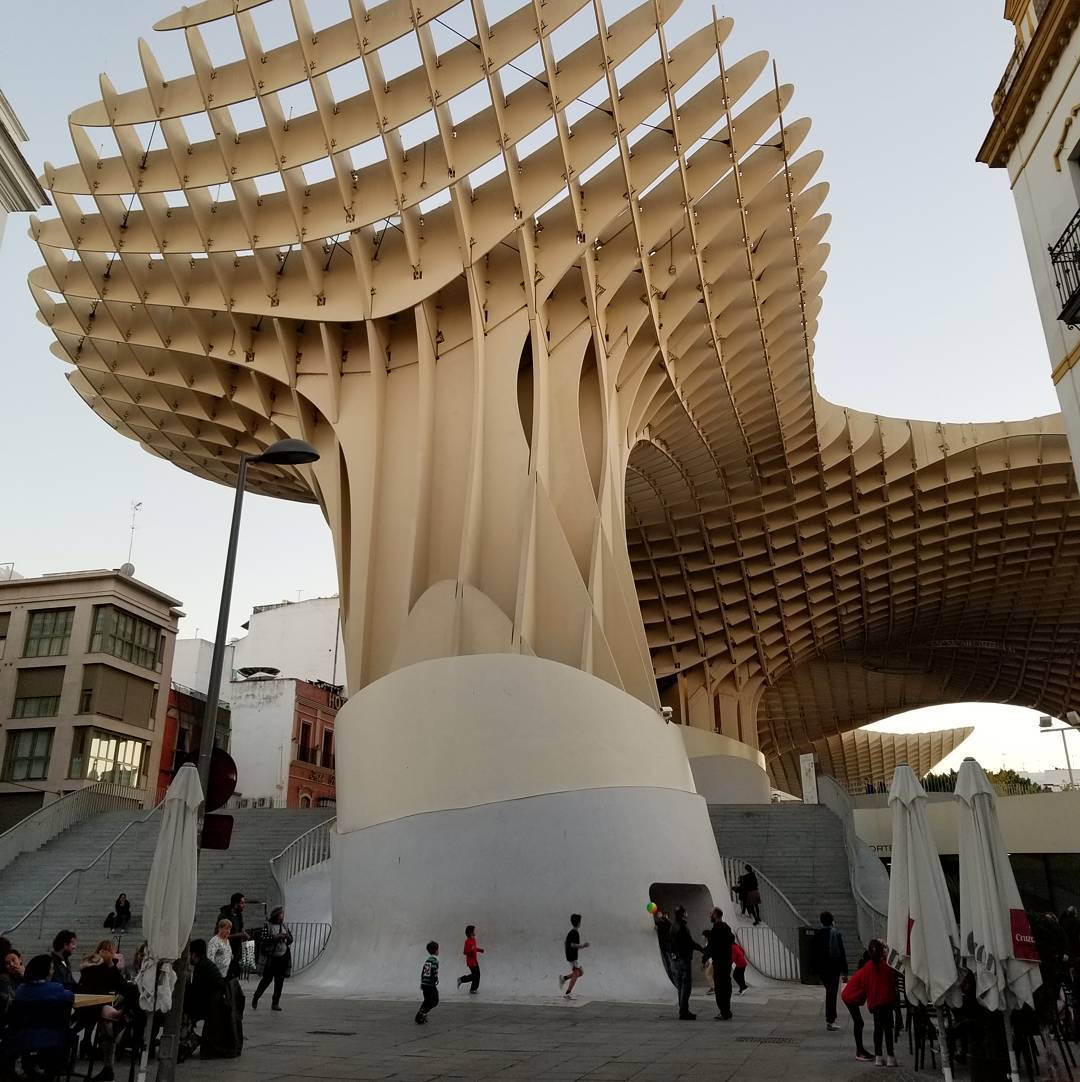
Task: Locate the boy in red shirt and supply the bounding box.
[731,940,749,993]
[456,924,485,993]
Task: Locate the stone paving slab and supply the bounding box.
[149,983,924,1082]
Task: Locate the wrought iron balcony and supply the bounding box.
[1049,206,1080,328]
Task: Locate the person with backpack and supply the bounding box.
[737,866,761,925]
[251,906,293,1012]
[814,911,848,1031]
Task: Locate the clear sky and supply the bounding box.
[0,1,1072,771]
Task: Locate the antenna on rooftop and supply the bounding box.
[127,500,143,563]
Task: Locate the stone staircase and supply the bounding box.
[709,802,861,947]
[0,807,335,958]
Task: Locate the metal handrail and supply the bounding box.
[729,924,803,982]
[269,816,335,902]
[0,781,147,877]
[719,854,810,979]
[267,816,336,973]
[817,776,888,947]
[0,797,164,940]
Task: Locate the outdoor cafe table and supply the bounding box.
[73,994,114,1008]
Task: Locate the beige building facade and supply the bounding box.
[0,89,47,247]
[979,0,1080,467]
[0,569,182,828]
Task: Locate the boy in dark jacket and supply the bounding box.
[671,906,703,1020]
[415,941,439,1024]
[815,911,848,1030]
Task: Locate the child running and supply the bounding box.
[414,940,439,1024]
[457,924,485,993]
[558,913,589,999]
[732,939,749,993]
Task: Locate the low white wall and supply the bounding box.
[854,790,1080,856]
[285,861,331,925]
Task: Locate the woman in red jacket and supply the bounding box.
[840,951,873,1061]
[846,939,899,1067]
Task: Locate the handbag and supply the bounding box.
[103,912,116,929]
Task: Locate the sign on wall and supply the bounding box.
[800,753,818,804]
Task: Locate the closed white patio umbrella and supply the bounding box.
[956,757,1041,1082]
[887,764,962,1009]
[135,764,203,1081]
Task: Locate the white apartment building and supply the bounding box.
[173,594,345,696]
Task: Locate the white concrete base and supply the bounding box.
[307,654,733,999]
[311,786,729,999]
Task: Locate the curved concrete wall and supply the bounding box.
[312,655,733,999]
[310,786,730,999]
[689,754,771,804]
[334,654,697,831]
[678,726,770,804]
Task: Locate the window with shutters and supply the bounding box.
[23,608,74,657]
[79,664,156,728]
[68,726,148,785]
[11,666,65,718]
[89,605,165,672]
[2,728,54,781]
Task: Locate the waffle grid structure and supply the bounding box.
[29,0,1080,775]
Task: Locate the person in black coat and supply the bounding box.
[112,895,132,933]
[670,907,703,1021]
[702,908,735,1020]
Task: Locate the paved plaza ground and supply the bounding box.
[166,984,923,1082]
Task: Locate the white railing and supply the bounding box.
[0,797,163,941]
[719,854,809,980]
[818,776,889,947]
[0,781,147,877]
[268,816,336,973]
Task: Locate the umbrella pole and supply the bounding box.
[1006,1011,1021,1082]
[135,961,161,1082]
[938,1003,955,1082]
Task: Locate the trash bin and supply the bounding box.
[798,926,821,985]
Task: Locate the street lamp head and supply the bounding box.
[1039,715,1054,729]
[252,438,320,466]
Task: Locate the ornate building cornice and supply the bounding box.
[979,0,1080,169]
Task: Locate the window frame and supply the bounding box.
[23,608,75,658]
[68,725,150,786]
[89,605,165,673]
[2,727,54,782]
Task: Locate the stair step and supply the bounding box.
[0,807,334,957]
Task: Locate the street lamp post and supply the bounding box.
[156,438,319,1082]
[1038,715,1077,789]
